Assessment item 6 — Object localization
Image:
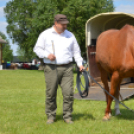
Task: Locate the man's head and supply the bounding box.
[54,14,69,33]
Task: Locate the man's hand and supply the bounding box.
[48,54,56,61]
[79,65,84,72]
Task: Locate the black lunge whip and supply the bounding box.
[76,70,89,98]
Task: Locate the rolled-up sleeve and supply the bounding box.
[33,33,49,58]
[72,35,83,67]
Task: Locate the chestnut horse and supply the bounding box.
[96,24,134,120]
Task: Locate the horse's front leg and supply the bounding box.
[103,71,121,121]
[114,83,121,115]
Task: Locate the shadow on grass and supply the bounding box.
[112,108,134,120]
[56,113,95,121]
[73,113,95,121]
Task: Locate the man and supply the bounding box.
[33,14,84,124]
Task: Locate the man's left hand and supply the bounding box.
[79,65,84,72]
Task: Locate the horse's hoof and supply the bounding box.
[115,112,121,116]
[102,115,110,121]
[115,109,121,116]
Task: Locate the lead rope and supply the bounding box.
[87,72,134,113]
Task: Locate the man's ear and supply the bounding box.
[55,21,58,26]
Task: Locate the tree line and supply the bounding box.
[4,0,114,60]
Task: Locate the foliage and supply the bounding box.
[64,0,115,51]
[4,0,36,59]
[16,47,26,62]
[0,31,13,62]
[4,0,114,57]
[16,46,36,62]
[32,0,115,52]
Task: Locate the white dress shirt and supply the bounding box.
[33,26,83,67]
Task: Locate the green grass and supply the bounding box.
[0,70,134,134]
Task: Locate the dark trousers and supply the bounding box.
[44,63,74,120]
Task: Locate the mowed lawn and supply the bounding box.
[0,70,134,134]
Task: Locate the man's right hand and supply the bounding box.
[47,54,56,61]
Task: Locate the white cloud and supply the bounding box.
[115,4,134,13]
[10,44,18,56]
[0,0,11,2]
[0,6,5,18]
[0,21,7,34]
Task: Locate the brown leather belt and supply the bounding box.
[44,62,72,67]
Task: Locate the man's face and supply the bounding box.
[55,22,67,33]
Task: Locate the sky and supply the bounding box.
[0,0,134,56]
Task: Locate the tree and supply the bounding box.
[33,0,114,52]
[4,0,114,57]
[0,32,13,62]
[4,0,37,59]
[62,0,115,51]
[16,46,36,62]
[16,47,25,62]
